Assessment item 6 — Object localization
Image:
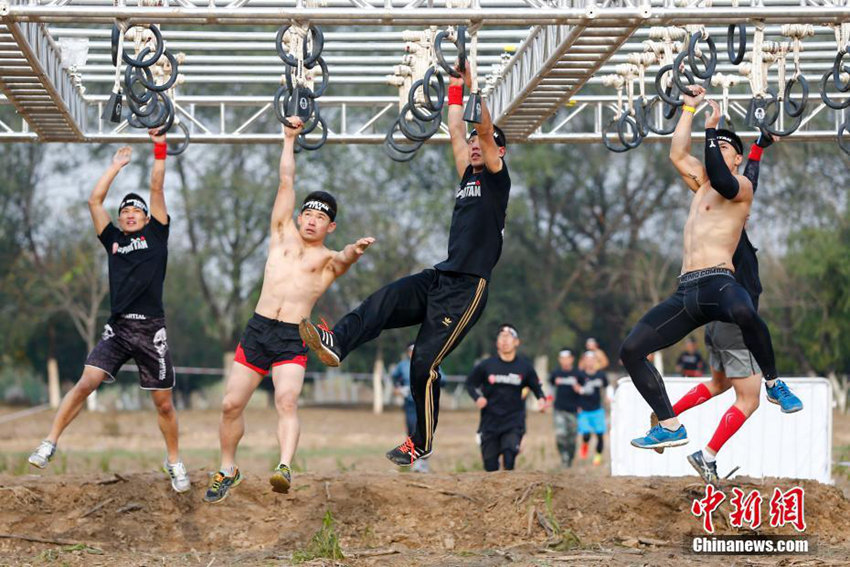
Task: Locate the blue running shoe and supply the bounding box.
[631,424,688,450]
[766,380,803,413]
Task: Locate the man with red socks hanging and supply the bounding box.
[651,129,802,483]
[621,85,802,459]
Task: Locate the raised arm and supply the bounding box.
[89,146,131,235]
[271,118,304,237]
[703,100,753,203]
[148,129,168,225]
[742,130,774,192]
[471,93,503,175]
[328,236,375,278]
[447,62,470,179]
[669,85,708,192]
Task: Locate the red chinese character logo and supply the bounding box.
[691,484,726,534]
[729,488,763,529]
[768,487,807,532]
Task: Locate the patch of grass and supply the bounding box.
[0,455,6,474]
[13,455,30,476]
[543,485,581,551]
[451,459,483,473]
[290,456,308,473]
[291,509,345,564]
[99,454,111,473]
[61,544,103,555]
[335,458,356,473]
[55,453,67,475]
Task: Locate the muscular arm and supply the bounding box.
[89,146,131,235]
[328,236,375,278]
[271,132,299,237]
[148,129,168,224]
[669,109,707,192]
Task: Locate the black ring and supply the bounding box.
[138,49,178,93]
[819,69,850,110]
[137,92,173,129]
[122,24,164,69]
[302,26,324,68]
[832,50,850,93]
[617,112,642,149]
[276,25,297,66]
[763,105,803,137]
[746,90,780,128]
[124,64,155,105]
[672,51,701,97]
[398,103,442,142]
[166,121,190,156]
[296,114,328,151]
[305,56,329,99]
[422,67,446,112]
[126,88,160,118]
[111,24,120,67]
[408,70,445,122]
[384,117,424,161]
[273,84,295,127]
[435,30,462,78]
[727,24,746,65]
[837,118,850,156]
[783,76,808,118]
[688,33,717,80]
[300,102,321,135]
[642,95,679,135]
[602,117,630,153]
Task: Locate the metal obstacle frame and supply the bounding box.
[2,0,850,145]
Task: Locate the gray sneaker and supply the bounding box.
[28,440,56,469]
[163,460,191,493]
[687,450,719,484]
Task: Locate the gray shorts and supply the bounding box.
[704,321,761,379]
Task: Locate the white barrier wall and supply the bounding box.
[610,377,833,483]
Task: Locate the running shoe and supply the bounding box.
[386,437,432,467]
[592,453,603,466]
[269,463,292,494]
[578,442,589,460]
[163,459,191,493]
[630,424,688,450]
[650,412,664,454]
[299,318,341,367]
[203,468,242,504]
[687,450,719,484]
[28,440,56,469]
[766,380,803,413]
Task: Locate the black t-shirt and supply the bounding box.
[549,367,583,413]
[732,228,761,311]
[466,354,544,433]
[578,370,608,411]
[98,216,169,318]
[434,160,511,281]
[676,352,705,373]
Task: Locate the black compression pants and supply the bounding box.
[333,269,488,452]
[619,269,777,421]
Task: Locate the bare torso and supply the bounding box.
[681,181,751,274]
[253,225,338,323]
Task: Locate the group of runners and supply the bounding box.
[28,63,804,497]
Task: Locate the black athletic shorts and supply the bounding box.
[480,427,524,462]
[85,315,175,390]
[234,313,308,375]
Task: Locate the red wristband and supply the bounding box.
[448,84,464,106]
[747,144,763,162]
[154,142,167,160]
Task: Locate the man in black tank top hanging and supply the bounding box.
[299,58,511,467]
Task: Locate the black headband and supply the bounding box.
[714,129,743,155]
[301,199,336,221]
[118,195,149,216]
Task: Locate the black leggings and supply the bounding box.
[620,270,777,421]
[582,433,604,454]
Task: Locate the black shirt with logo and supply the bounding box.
[466,354,544,434]
[578,370,608,412]
[549,367,583,413]
[97,216,169,318]
[434,160,511,281]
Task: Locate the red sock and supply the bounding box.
[707,405,748,454]
[672,383,712,416]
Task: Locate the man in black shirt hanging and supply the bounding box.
[550,349,582,467]
[466,324,546,472]
[28,130,190,493]
[299,58,512,466]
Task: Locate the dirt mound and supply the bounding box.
[1,471,848,566]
